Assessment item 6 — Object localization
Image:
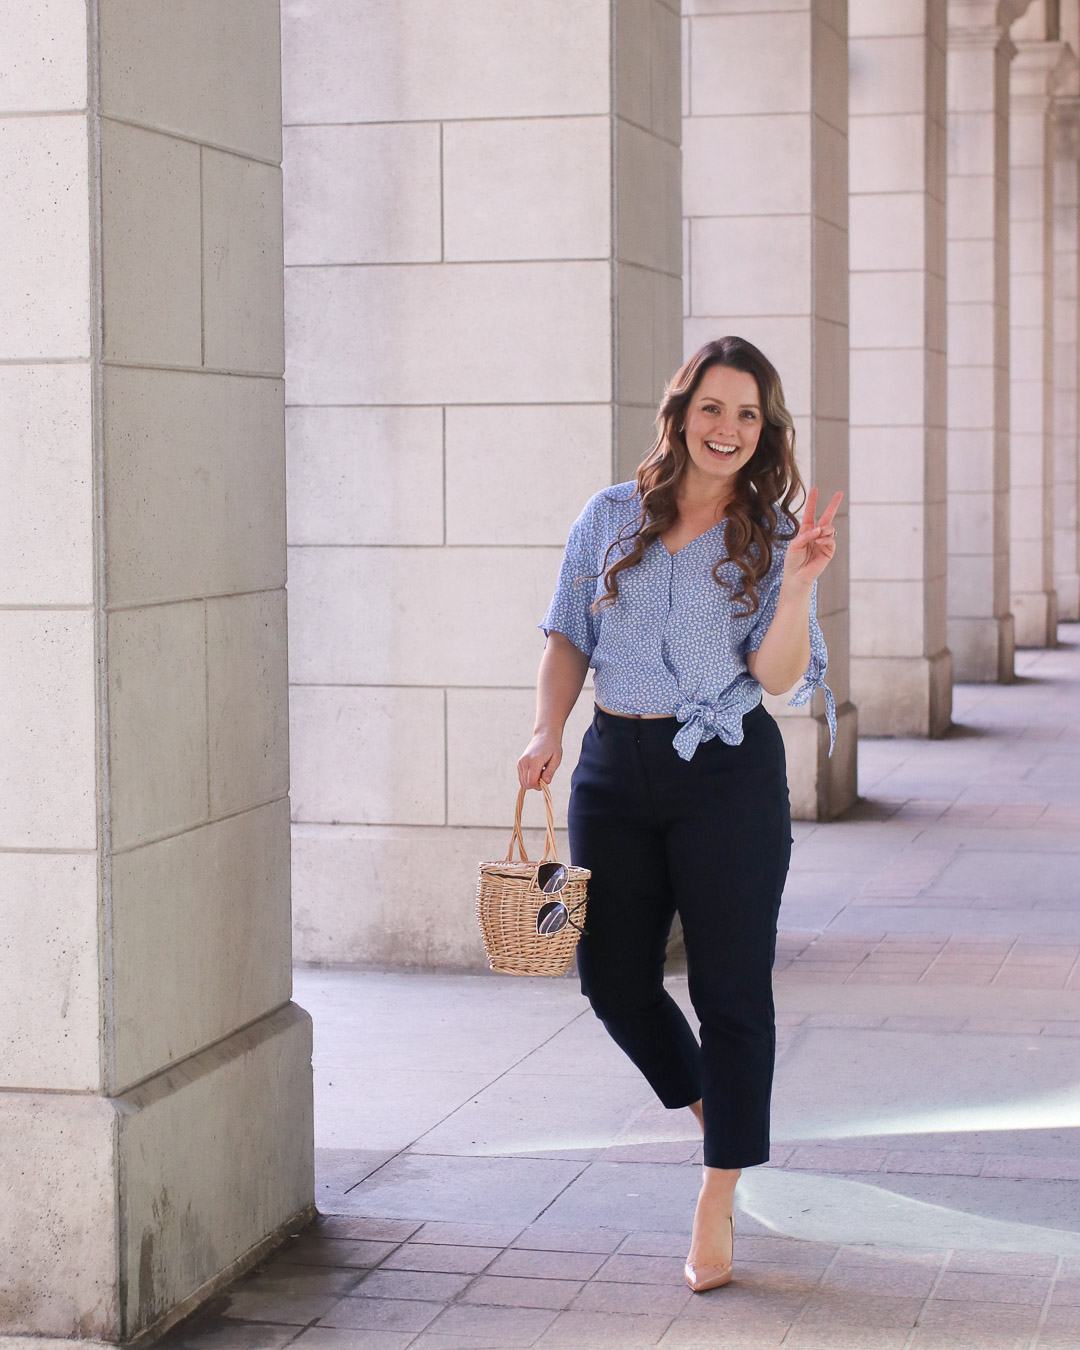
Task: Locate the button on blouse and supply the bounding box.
[540,481,837,761]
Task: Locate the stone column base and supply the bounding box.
[1012,588,1059,647]
[0,1003,313,1343]
[850,650,953,738]
[771,699,858,822]
[947,613,1015,683]
[1054,573,1080,622]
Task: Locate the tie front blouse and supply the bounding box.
[540,481,837,762]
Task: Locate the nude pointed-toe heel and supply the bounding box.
[683,1213,734,1293]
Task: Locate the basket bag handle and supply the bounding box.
[505,780,559,865]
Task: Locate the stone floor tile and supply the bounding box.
[908,1324,1035,1350]
[594,1253,687,1285]
[932,1270,1051,1304]
[880,1015,966,1031]
[343,1156,585,1226]
[315,1148,399,1204]
[659,1322,792,1350]
[883,1150,983,1176]
[278,1236,401,1269]
[352,1268,472,1302]
[993,969,1069,987]
[821,1262,937,1297]
[1050,1275,1080,1304]
[763,1144,795,1166]
[786,1145,888,1173]
[570,1278,690,1316]
[316,1295,444,1332]
[980,1154,1080,1180]
[160,1319,301,1349]
[407,1336,543,1350]
[512,1226,625,1254]
[1040,1021,1080,1036]
[793,1290,923,1321]
[411,1221,525,1247]
[833,1244,943,1267]
[531,1158,702,1232]
[916,969,998,985]
[780,1326,913,1350]
[606,1141,700,1164]
[533,1309,673,1347]
[1037,1306,1080,1347]
[292,1330,417,1350]
[487,1248,607,1280]
[314,1216,421,1243]
[618,1232,693,1258]
[846,970,927,985]
[460,1275,584,1310]
[381,1244,501,1275]
[946,1249,1059,1275]
[422,1303,558,1345]
[962,1018,1047,1034]
[220,1267,363,1324]
[723,1266,824,1299]
[802,1012,887,1029]
[733,1235,838,1269]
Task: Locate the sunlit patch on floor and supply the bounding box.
[738,1168,1080,1254]
[778,1084,1080,1142]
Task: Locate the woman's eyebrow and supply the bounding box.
[699,397,760,410]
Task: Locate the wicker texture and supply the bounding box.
[476,781,590,977]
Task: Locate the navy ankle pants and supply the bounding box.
[567,702,793,1170]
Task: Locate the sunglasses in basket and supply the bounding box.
[535,862,584,938]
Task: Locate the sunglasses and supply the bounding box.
[535,862,585,938]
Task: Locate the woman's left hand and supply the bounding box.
[783,486,843,586]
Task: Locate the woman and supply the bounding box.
[517,336,840,1292]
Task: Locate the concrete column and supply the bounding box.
[682,0,856,819]
[0,1,312,1340]
[282,0,683,965]
[1008,26,1073,645]
[1053,92,1080,619]
[946,1,1019,682]
[848,1,952,736]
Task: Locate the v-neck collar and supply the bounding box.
[658,518,726,559]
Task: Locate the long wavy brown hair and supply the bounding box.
[592,336,805,619]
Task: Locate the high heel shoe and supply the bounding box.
[683,1213,734,1292]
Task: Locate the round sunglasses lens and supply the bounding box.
[536,862,569,894]
[536,900,569,937]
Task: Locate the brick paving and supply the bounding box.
[163,628,1080,1349]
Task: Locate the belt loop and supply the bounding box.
[593,704,603,737]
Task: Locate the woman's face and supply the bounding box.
[682,363,763,488]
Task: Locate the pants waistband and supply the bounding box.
[593,704,680,736]
[592,701,767,739]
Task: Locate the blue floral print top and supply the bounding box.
[540,481,836,761]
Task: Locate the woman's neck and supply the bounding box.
[676,478,734,522]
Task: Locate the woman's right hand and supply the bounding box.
[517,730,563,790]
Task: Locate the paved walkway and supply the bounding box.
[165,627,1080,1350]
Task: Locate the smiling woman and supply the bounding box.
[518,335,843,1294]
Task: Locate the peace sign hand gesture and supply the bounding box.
[783,486,843,587]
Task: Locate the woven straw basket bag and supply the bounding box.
[476,780,590,977]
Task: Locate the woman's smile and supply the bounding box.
[705,440,740,460]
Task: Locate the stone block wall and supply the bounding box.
[282,0,684,967]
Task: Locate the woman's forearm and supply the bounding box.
[747,578,813,695]
[534,633,591,737]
